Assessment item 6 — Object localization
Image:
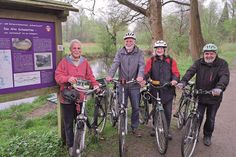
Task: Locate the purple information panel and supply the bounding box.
[0,18,56,94]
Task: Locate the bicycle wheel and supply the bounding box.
[181,115,199,157]
[139,93,149,125]
[176,99,190,130]
[154,109,168,154]
[118,113,126,157]
[93,95,108,133]
[72,121,87,157]
[109,92,118,126]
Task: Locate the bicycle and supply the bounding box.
[174,81,195,129]
[71,79,107,157]
[139,80,171,154]
[181,88,211,157]
[108,78,119,127]
[108,79,137,157]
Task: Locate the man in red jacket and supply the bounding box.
[55,39,99,155]
[145,40,180,140]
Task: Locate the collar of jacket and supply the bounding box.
[66,55,85,65]
[200,55,219,67]
[120,45,139,55]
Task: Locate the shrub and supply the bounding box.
[0,131,63,157]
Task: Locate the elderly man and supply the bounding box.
[178,43,230,146]
[106,32,145,137]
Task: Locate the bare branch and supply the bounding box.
[162,0,190,6]
[117,0,147,16]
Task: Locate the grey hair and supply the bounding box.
[69,39,82,50]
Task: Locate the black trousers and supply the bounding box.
[197,102,220,137]
[61,103,77,147]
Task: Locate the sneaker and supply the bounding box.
[203,136,211,146]
[132,129,142,137]
[150,129,155,137]
[167,133,172,140]
[68,147,73,156]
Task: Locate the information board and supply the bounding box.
[0,18,56,94]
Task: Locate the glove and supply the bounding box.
[106,76,113,82]
[176,83,185,89]
[212,88,222,96]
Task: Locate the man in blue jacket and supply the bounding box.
[106,32,145,137]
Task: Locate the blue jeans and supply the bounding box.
[118,86,140,129]
[197,102,220,137]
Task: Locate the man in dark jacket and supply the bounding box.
[177,43,230,146]
[144,40,180,140]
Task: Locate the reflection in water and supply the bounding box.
[89,58,113,78]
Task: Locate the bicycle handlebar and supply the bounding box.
[149,81,172,89]
[109,78,137,85]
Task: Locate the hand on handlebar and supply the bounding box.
[106,76,113,82]
[212,88,222,96]
[171,80,178,86]
[68,76,77,84]
[93,85,101,93]
[176,83,185,89]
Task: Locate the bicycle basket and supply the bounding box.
[61,86,80,104]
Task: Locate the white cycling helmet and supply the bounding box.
[203,43,217,52]
[123,32,136,40]
[153,40,167,48]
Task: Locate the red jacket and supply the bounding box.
[55,56,98,103]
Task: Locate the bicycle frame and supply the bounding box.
[181,88,212,157]
[71,81,105,157]
[174,82,195,129]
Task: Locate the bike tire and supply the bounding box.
[109,92,118,126]
[139,93,149,125]
[93,96,108,133]
[181,115,199,157]
[177,99,190,130]
[72,121,86,157]
[154,110,168,154]
[118,113,126,157]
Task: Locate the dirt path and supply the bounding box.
[87,60,236,157]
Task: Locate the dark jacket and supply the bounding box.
[144,55,180,104]
[181,56,230,104]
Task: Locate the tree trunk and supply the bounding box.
[148,0,163,42]
[117,0,163,42]
[189,0,205,61]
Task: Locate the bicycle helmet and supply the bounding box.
[202,43,217,52]
[153,40,167,48]
[123,32,136,40]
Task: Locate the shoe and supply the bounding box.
[132,129,142,137]
[173,113,179,118]
[167,133,172,140]
[68,147,73,156]
[150,129,155,137]
[203,136,211,146]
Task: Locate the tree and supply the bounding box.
[189,0,205,61]
[200,1,220,44]
[218,2,230,40]
[116,0,190,42]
